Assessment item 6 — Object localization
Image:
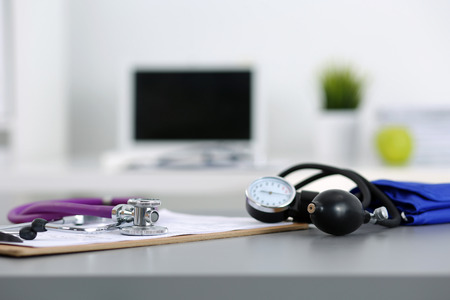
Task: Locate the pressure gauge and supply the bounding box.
[245,176,297,223]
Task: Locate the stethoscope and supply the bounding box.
[245,163,402,235]
[4,197,168,241]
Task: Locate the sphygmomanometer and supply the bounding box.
[246,162,450,235]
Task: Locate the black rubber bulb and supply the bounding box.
[307,189,365,236]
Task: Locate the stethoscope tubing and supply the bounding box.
[8,198,129,223]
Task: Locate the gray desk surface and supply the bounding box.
[1,218,450,300]
[1,166,450,300]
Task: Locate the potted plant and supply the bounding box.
[320,64,364,110]
[316,63,365,165]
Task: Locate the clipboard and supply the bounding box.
[0,223,307,257]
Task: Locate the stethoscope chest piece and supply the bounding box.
[113,198,168,236]
[120,225,168,236]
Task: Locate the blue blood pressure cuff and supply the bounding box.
[370,180,450,225]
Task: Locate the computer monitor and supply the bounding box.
[118,65,262,168]
[134,70,251,141]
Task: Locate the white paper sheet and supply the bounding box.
[0,209,295,248]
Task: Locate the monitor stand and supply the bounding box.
[152,143,253,169]
[101,143,257,171]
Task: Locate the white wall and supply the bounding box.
[10,0,69,170]
[0,0,5,117]
[28,0,450,164]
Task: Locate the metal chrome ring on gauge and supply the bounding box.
[245,176,296,223]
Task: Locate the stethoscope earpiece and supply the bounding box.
[19,218,47,240]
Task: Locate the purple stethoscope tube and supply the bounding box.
[7,198,130,224]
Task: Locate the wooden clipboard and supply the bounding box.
[0,223,307,257]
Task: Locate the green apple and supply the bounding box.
[376,126,414,165]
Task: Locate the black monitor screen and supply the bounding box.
[134,70,251,141]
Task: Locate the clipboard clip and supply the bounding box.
[112,198,169,236]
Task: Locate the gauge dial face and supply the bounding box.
[246,176,295,208]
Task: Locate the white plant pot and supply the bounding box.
[315,110,359,166]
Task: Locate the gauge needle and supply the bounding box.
[260,190,287,196]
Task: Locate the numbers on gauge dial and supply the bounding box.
[248,177,295,207]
